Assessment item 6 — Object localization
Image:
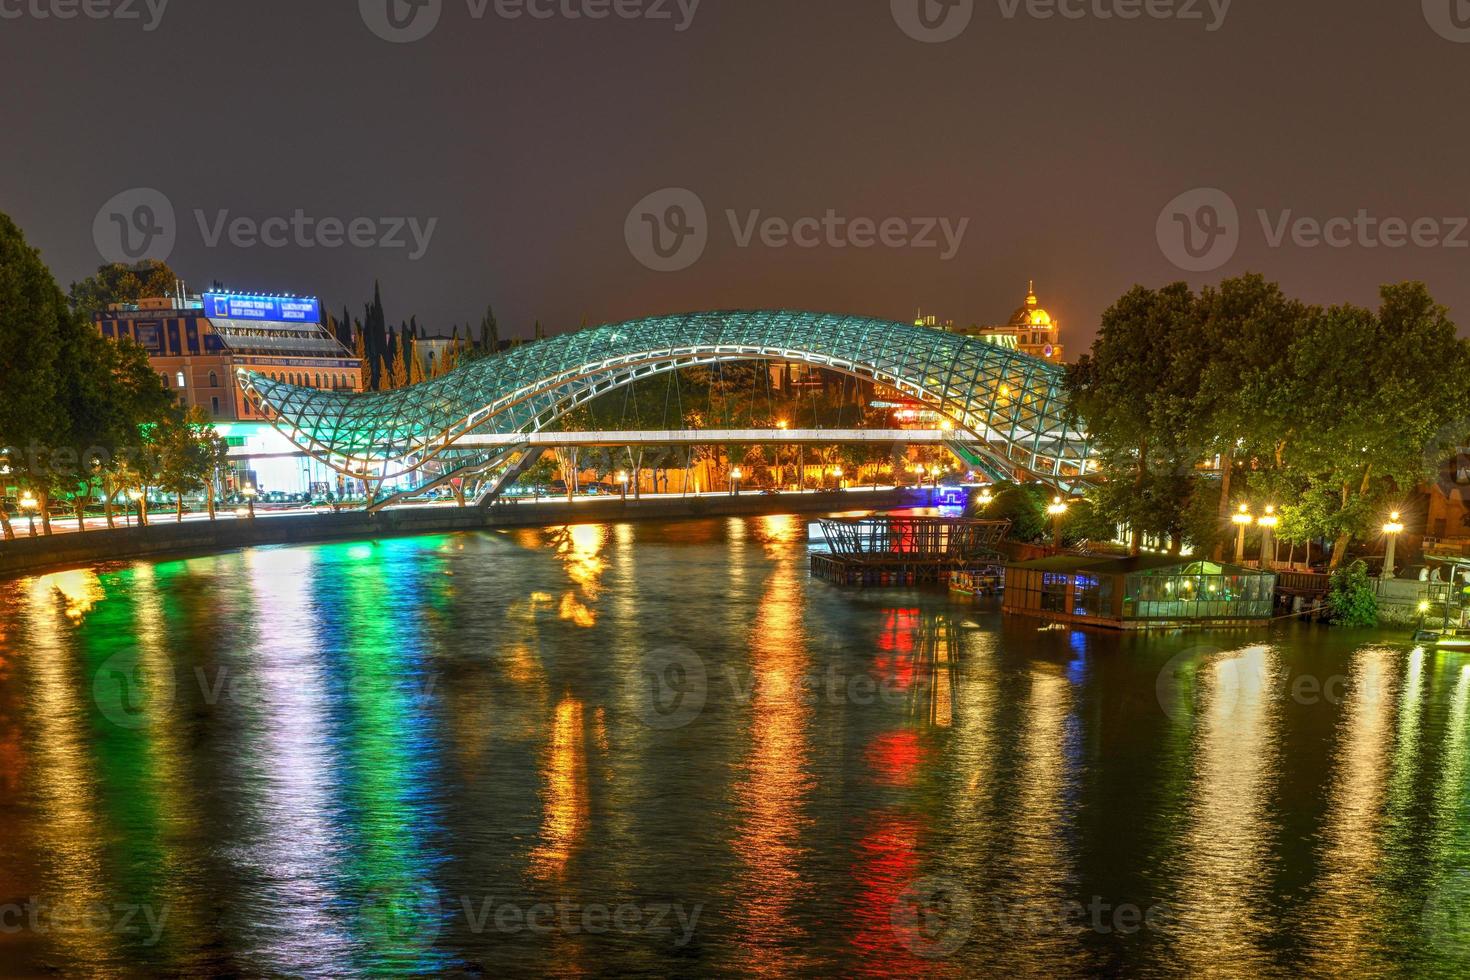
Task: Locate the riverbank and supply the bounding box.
[0,488,927,578]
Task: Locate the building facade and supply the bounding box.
[916,281,1066,363]
[95,291,364,498]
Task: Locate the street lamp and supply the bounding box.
[1232,504,1254,564]
[977,487,994,510]
[19,491,38,537]
[730,467,743,496]
[617,471,629,500]
[242,484,257,521]
[832,466,843,490]
[1383,511,1405,580]
[1257,505,1279,570]
[1048,495,1069,551]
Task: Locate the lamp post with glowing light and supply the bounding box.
[1048,495,1069,551]
[976,486,994,511]
[617,471,629,500]
[1231,505,1253,564]
[730,467,742,497]
[127,488,144,528]
[1257,505,1279,570]
[242,485,257,521]
[832,466,844,490]
[1382,511,1405,580]
[19,491,38,537]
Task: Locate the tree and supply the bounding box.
[1189,275,1304,555]
[1066,283,1206,553]
[1327,560,1379,627]
[153,406,229,521]
[68,259,180,320]
[1273,284,1470,567]
[391,339,410,389]
[480,305,500,355]
[0,214,69,538]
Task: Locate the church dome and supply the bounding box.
[1008,281,1055,329]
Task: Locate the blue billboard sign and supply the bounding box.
[203,293,320,324]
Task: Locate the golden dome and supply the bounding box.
[1008,280,1055,329]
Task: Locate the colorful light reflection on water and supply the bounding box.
[0,522,1467,976]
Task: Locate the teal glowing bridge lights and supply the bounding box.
[238,310,1092,490]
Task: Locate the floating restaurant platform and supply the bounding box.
[810,516,1010,588]
[1002,555,1277,630]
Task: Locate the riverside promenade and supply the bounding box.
[0,488,927,578]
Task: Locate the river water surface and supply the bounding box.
[0,517,1467,977]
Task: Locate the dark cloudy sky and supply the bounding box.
[4,0,1468,348]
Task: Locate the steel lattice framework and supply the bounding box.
[238,310,1091,488]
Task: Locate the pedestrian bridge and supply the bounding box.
[238,309,1091,494]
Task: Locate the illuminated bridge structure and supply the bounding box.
[238,310,1092,505]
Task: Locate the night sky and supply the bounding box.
[4,0,1468,348]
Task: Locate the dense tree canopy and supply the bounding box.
[1067,276,1470,565]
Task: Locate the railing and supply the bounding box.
[1275,571,1333,594]
[818,517,1011,564]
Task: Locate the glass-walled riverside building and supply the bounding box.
[95,291,364,498]
[1003,555,1277,629]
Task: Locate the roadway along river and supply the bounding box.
[0,517,1466,976]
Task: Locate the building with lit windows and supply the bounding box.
[95,291,364,498]
[916,281,1066,363]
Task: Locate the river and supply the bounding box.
[0,517,1466,976]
